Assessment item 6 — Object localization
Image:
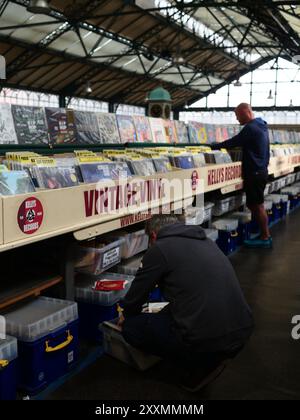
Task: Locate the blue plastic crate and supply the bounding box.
[249,220,260,234]
[216,230,238,255]
[237,223,251,246]
[0,358,17,400]
[290,195,300,210]
[267,208,274,225]
[280,201,288,218]
[17,319,79,394]
[0,335,18,400]
[272,203,282,221]
[78,301,118,343]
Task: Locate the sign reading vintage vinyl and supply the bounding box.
[83,178,167,217]
[17,197,44,235]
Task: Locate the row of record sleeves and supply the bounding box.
[0,148,233,196]
[0,103,299,146]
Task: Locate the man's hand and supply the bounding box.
[117,313,125,330]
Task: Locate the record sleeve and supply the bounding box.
[188,121,207,143]
[74,111,102,144]
[129,159,156,176]
[116,115,137,143]
[163,120,178,143]
[45,107,76,144]
[34,167,79,189]
[80,162,131,183]
[174,120,189,143]
[0,103,18,145]
[226,126,236,138]
[152,157,172,173]
[96,113,121,144]
[215,126,224,143]
[0,170,35,196]
[149,118,167,143]
[174,155,195,169]
[11,105,49,145]
[206,124,216,144]
[133,116,153,143]
[192,153,206,168]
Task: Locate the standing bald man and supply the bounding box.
[212,103,271,248]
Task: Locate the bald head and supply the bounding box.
[235,103,255,125]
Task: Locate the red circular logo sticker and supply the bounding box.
[191,170,199,191]
[18,197,44,235]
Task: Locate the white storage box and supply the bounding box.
[185,206,203,225]
[114,254,144,276]
[204,228,218,242]
[107,230,149,260]
[3,297,78,342]
[264,184,271,195]
[267,194,288,204]
[228,196,236,211]
[281,186,300,196]
[75,238,124,275]
[0,335,18,362]
[233,194,245,209]
[75,273,134,306]
[185,202,214,225]
[101,320,161,371]
[212,198,231,216]
[264,200,273,211]
[229,212,252,224]
[212,218,239,232]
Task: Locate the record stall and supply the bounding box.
[1,104,300,399]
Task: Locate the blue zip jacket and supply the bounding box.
[212,118,270,177]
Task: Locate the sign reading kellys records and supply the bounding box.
[17,197,44,235]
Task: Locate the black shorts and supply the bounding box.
[244,173,268,206]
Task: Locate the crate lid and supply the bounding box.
[75,272,134,293]
[204,228,218,241]
[212,218,239,231]
[2,297,78,342]
[229,212,252,224]
[0,335,18,362]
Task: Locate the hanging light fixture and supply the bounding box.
[267,89,274,100]
[27,0,51,14]
[234,78,242,87]
[86,81,92,94]
[289,99,294,107]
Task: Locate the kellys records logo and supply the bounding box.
[18,197,44,235]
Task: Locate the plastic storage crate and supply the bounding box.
[204,228,218,242]
[75,273,134,342]
[77,302,118,343]
[107,230,149,260]
[75,238,124,275]
[114,254,144,276]
[185,202,214,225]
[2,297,79,394]
[265,200,274,224]
[75,273,134,306]
[281,187,300,210]
[229,212,252,245]
[101,320,161,371]
[212,219,239,255]
[212,198,231,216]
[0,336,18,400]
